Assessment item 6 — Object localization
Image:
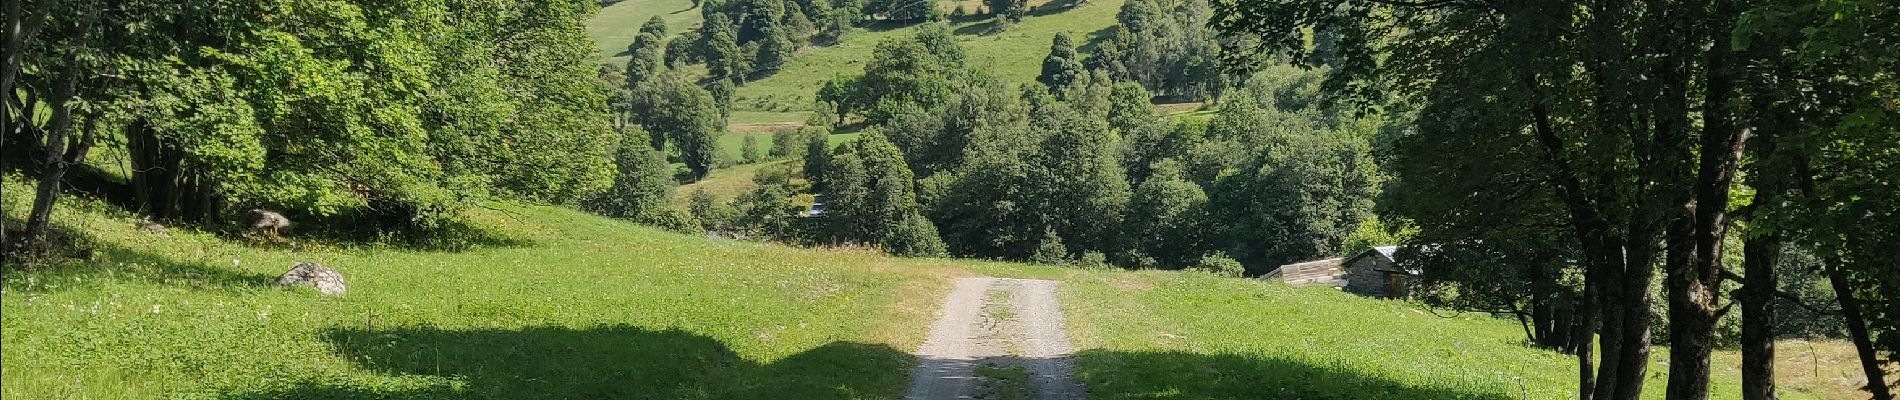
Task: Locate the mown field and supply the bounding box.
[587,0,1124,124]
[1061,272,1867,400]
[0,176,983,399]
[1,174,1872,399]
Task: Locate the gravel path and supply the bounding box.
[904,277,1084,400]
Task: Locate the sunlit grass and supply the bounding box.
[1057,271,1852,400]
[0,175,983,399]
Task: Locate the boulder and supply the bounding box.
[277,262,346,296]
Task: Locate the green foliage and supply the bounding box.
[883,213,948,257]
[640,15,670,37]
[587,129,680,229]
[1125,159,1207,268]
[986,0,1026,21]
[768,129,801,158]
[1031,229,1071,265]
[728,178,802,240]
[865,0,941,22]
[1191,252,1244,277]
[699,14,746,80]
[16,0,616,228]
[625,32,667,89]
[632,72,726,180]
[848,29,966,124]
[741,134,763,163]
[688,188,736,229]
[817,131,942,256]
[1037,33,1086,91]
[754,27,799,74]
[1206,117,1380,273]
[801,125,835,190]
[1337,216,1413,258]
[1086,0,1224,101]
[1025,98,1130,256]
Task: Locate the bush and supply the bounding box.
[769,128,800,158]
[1193,252,1245,277]
[1077,251,1109,268]
[688,189,735,231]
[1030,230,1069,265]
[882,213,947,257]
[742,135,763,163]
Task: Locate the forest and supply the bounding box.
[4,0,1898,399]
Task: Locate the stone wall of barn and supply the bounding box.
[1343,256,1392,298]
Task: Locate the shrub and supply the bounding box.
[1030,230,1069,265]
[1193,252,1245,277]
[742,135,763,163]
[883,213,947,257]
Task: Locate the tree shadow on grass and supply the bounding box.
[1024,1,1077,17]
[1072,349,1521,400]
[280,209,533,253]
[2,218,280,293]
[952,20,1000,36]
[223,325,912,400]
[1076,25,1115,54]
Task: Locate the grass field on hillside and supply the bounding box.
[688,132,861,206]
[588,0,1122,116]
[0,175,996,399]
[589,0,705,65]
[1057,271,1863,400]
[3,173,1872,399]
[734,1,1122,113]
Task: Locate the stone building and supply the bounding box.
[1266,245,1416,299]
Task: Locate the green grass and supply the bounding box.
[587,0,705,65]
[974,364,1035,400]
[3,173,1868,399]
[734,1,1122,113]
[0,175,994,399]
[687,131,860,205]
[730,110,813,126]
[677,159,795,205]
[1056,271,1845,400]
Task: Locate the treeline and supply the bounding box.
[701,25,1388,276]
[3,0,625,254]
[1213,0,1900,399]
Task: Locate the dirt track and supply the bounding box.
[904,277,1084,400]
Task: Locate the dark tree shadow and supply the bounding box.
[2,219,280,293]
[279,208,532,253]
[1072,349,1519,400]
[223,325,912,400]
[1077,25,1115,54]
[211,324,1533,400]
[1025,1,1076,17]
[952,20,1000,36]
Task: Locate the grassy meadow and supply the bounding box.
[0,176,992,399]
[589,0,706,65]
[587,0,1124,124]
[1058,271,1866,400]
[1,173,1875,399]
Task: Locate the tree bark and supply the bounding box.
[2,0,44,255]
[1667,0,1747,397]
[1741,232,1779,400]
[1827,260,1893,400]
[21,17,88,250]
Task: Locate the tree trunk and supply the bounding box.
[2,0,42,255]
[1741,233,1779,400]
[1827,260,1893,400]
[1578,266,1600,400]
[21,27,88,251]
[1611,231,1657,400]
[1666,211,1717,400]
